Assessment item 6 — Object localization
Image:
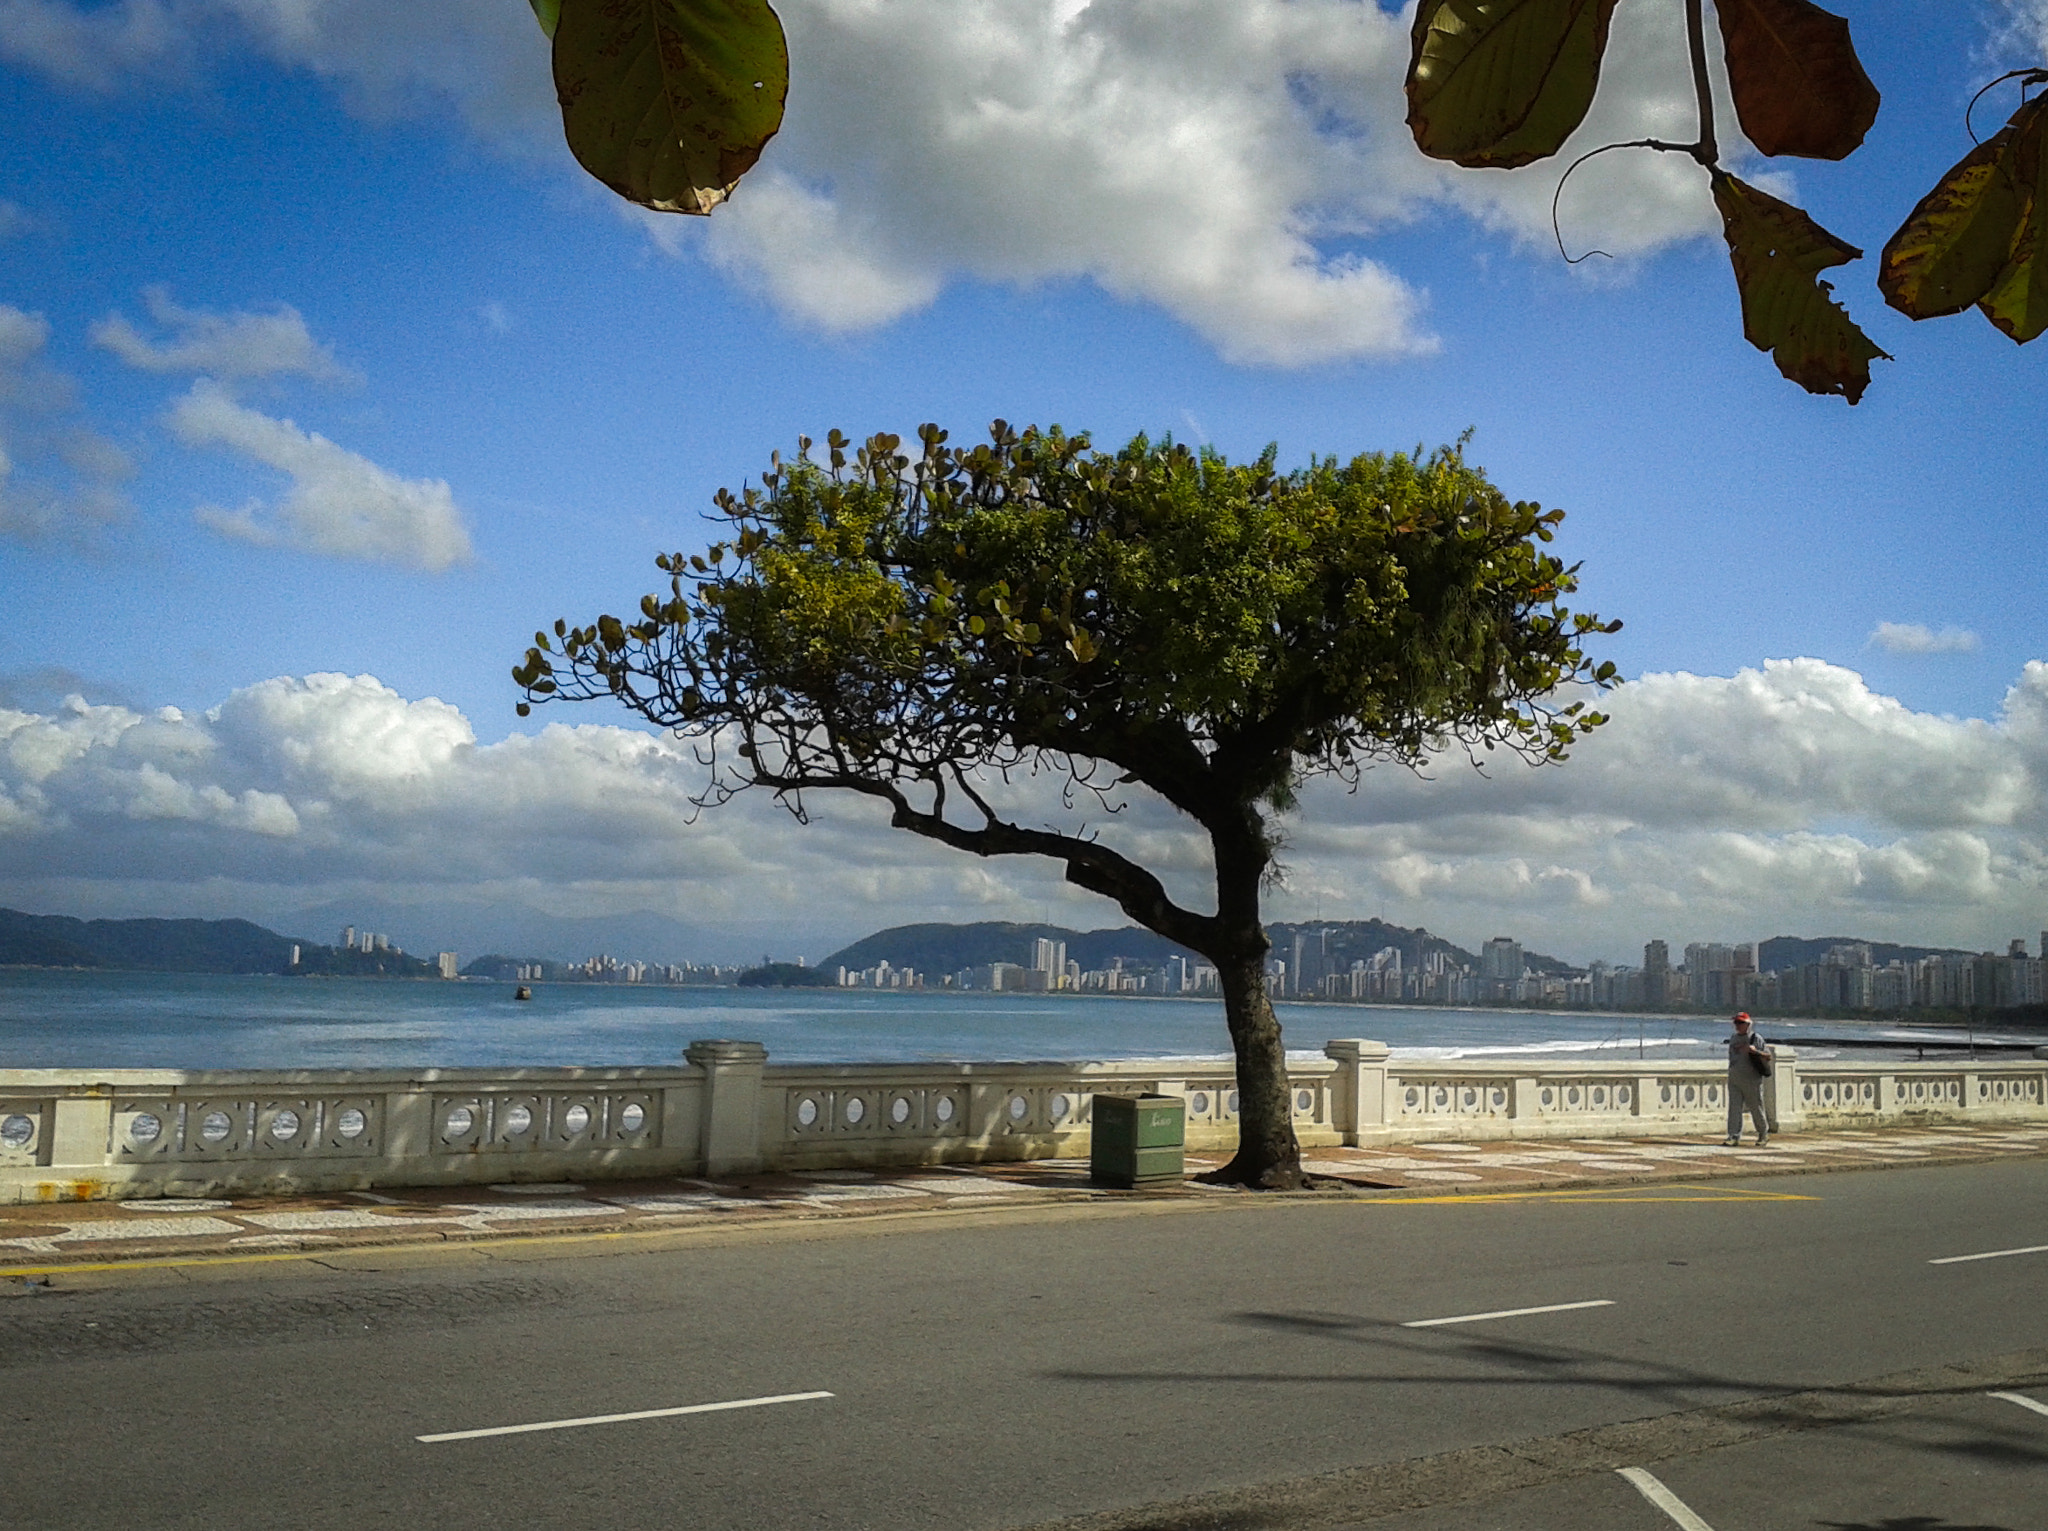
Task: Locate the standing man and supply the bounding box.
[1724,1012,1774,1147]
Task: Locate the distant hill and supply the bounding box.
[1757,935,1982,972]
[819,917,1577,978]
[0,908,433,977]
[821,922,1195,976]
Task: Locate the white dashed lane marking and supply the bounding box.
[1617,1467,1717,1530]
[1401,1299,1614,1329]
[1989,1390,2048,1419]
[416,1390,835,1443]
[1929,1243,2048,1265]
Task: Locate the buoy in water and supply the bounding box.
[514,985,532,1001]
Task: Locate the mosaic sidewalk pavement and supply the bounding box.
[3,1122,2046,1274]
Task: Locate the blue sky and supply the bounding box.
[2,0,2046,965]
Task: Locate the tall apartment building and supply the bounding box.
[1643,939,1670,1006]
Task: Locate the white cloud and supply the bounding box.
[1869,621,1982,656]
[0,201,27,241]
[0,0,1784,368]
[93,287,356,381]
[5,660,2048,964]
[0,304,133,543]
[166,379,472,570]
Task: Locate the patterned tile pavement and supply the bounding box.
[2,1122,2045,1273]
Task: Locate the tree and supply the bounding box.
[512,424,1619,1187]
[521,0,2048,404]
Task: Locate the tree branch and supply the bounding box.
[752,764,1227,958]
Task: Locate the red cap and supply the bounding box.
[1732,1012,1751,1023]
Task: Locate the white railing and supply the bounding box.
[3,1036,2043,1202]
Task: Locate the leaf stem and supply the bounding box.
[1684,0,1718,165]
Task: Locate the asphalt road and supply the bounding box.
[2,1158,2046,1530]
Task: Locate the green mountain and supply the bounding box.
[818,918,1576,978]
[0,908,433,977]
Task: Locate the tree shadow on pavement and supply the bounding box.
[1042,1307,2048,1471]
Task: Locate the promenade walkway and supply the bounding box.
[5,1120,2047,1275]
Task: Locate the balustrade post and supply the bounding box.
[686,1040,769,1176]
[1322,1039,1389,1145]
[1766,1046,1803,1134]
[49,1090,114,1169]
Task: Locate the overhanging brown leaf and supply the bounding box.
[1881,94,2048,342]
[1715,0,1879,160]
[554,0,788,216]
[1974,97,2048,343]
[1711,170,1888,402]
[1406,0,1618,170]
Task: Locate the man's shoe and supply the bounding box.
[1755,1135,1769,1147]
[1722,1138,1740,1146]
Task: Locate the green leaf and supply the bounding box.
[1881,95,2048,342]
[554,0,788,216]
[1406,0,1618,170]
[1711,170,1888,403]
[1715,0,1879,161]
[529,0,562,39]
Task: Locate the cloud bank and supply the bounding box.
[0,303,134,544]
[0,0,1758,366]
[1869,622,1982,656]
[166,380,473,570]
[4,660,2047,963]
[93,287,356,382]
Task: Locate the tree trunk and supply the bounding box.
[1207,949,1307,1188]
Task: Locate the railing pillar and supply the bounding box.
[1323,1040,1389,1145]
[1767,1046,1803,1133]
[686,1040,769,1176]
[49,1092,113,1168]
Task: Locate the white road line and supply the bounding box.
[1401,1299,1614,1329]
[416,1390,833,1443]
[1616,1467,1718,1531]
[1989,1390,2048,1419]
[1928,1243,2048,1265]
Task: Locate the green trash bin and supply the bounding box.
[1090,1093,1185,1188]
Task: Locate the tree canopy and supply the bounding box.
[515,424,1619,1185]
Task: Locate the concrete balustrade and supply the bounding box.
[2,1037,2044,1203]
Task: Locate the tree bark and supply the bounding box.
[1207,949,1307,1188]
[1200,807,1306,1189]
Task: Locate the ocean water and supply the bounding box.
[0,970,2037,1071]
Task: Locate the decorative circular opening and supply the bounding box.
[1008,1094,1030,1122]
[1295,1089,1313,1113]
[1617,1085,1631,1104]
[1591,1087,1606,1107]
[336,1107,367,1140]
[1050,1093,1072,1123]
[1405,1088,1420,1108]
[934,1095,957,1124]
[0,1113,33,1147]
[1433,1088,1450,1107]
[503,1104,534,1135]
[1567,1087,1582,1107]
[563,1103,592,1134]
[1540,1088,1556,1107]
[200,1110,233,1143]
[796,1097,820,1127]
[129,1112,162,1145]
[1189,1092,1209,1115]
[444,1105,476,1137]
[621,1102,646,1131]
[888,1095,912,1125]
[1491,1088,1507,1107]
[844,1096,866,1125]
[268,1109,301,1142]
[1227,1091,1240,1115]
